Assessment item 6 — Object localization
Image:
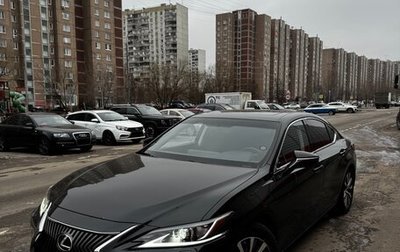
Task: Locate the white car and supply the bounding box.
[160,109,194,120]
[66,110,145,145]
[284,103,301,110]
[327,102,358,113]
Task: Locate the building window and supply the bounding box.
[0,25,5,33]
[104,11,110,18]
[13,41,18,49]
[61,0,69,8]
[106,55,111,61]
[13,29,18,37]
[94,31,99,38]
[96,53,101,60]
[105,43,111,51]
[105,33,110,40]
[63,37,71,44]
[0,11,4,19]
[104,1,109,7]
[11,1,15,9]
[62,12,70,20]
[95,9,99,16]
[0,39,6,47]
[104,23,111,29]
[0,0,4,6]
[95,20,100,27]
[94,0,98,4]
[65,60,72,68]
[63,25,71,32]
[64,48,71,56]
[12,15,17,22]
[95,42,101,49]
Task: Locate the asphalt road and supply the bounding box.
[0,108,399,252]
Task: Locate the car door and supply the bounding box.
[268,120,324,246]
[83,113,103,137]
[17,114,36,147]
[305,119,349,211]
[1,115,20,147]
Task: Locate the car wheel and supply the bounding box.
[145,125,156,138]
[233,224,277,252]
[80,145,93,152]
[329,110,335,115]
[38,137,53,155]
[102,131,116,145]
[0,135,9,152]
[346,108,353,113]
[333,169,355,215]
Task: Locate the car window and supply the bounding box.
[160,110,169,115]
[3,115,19,125]
[19,115,33,126]
[170,111,179,116]
[278,121,310,167]
[84,113,97,122]
[67,113,85,121]
[112,107,127,114]
[305,119,332,151]
[127,107,140,115]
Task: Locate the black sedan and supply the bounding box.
[0,113,95,155]
[31,111,356,251]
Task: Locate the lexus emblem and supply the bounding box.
[56,233,73,252]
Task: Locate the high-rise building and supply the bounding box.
[289,28,308,101]
[0,0,123,109]
[307,37,323,101]
[216,9,271,100]
[346,52,358,101]
[270,19,290,102]
[124,3,189,80]
[188,49,206,73]
[357,56,368,100]
[322,48,347,102]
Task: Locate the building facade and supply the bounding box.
[289,28,309,101]
[0,0,123,110]
[307,37,323,101]
[188,49,206,73]
[346,52,358,101]
[322,48,347,102]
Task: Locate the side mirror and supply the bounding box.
[91,118,100,123]
[69,120,75,124]
[291,150,319,168]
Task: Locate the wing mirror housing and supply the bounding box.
[91,118,100,123]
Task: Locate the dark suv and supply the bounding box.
[110,104,181,138]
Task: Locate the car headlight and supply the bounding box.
[116,125,128,131]
[136,212,232,248]
[53,133,70,138]
[39,196,50,217]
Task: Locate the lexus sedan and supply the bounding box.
[31,111,356,251]
[0,113,95,155]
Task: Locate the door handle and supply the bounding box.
[313,165,324,173]
[339,149,347,155]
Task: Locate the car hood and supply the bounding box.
[103,120,143,128]
[50,153,257,227]
[37,124,90,132]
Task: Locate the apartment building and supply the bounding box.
[289,28,308,101]
[322,48,347,102]
[307,37,323,101]
[0,0,123,109]
[346,52,358,101]
[216,9,271,100]
[357,56,369,100]
[188,49,206,73]
[124,4,188,79]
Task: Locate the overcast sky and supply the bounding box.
[123,0,400,67]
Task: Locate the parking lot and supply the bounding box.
[0,108,399,252]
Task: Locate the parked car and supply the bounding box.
[160,108,194,120]
[168,100,194,109]
[266,103,288,110]
[66,110,145,144]
[397,108,400,130]
[31,111,356,252]
[0,113,95,154]
[110,104,181,138]
[187,107,212,114]
[196,103,235,111]
[304,103,337,115]
[283,103,301,110]
[327,102,358,113]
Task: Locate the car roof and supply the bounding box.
[69,110,113,114]
[193,110,322,124]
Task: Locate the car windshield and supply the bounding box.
[137,105,162,115]
[256,101,270,109]
[273,104,286,110]
[32,114,72,126]
[97,111,127,121]
[144,117,278,168]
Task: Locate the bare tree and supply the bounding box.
[94,65,115,108]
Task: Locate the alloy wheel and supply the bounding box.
[0,136,8,152]
[38,137,51,155]
[343,172,354,210]
[236,237,271,252]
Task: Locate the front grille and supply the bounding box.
[127,127,144,138]
[36,218,114,252]
[73,132,91,145]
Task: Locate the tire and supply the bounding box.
[233,223,278,252]
[346,108,353,113]
[38,137,53,155]
[332,169,355,215]
[328,110,335,116]
[0,135,9,152]
[145,125,156,138]
[396,118,400,130]
[102,131,116,145]
[80,145,93,152]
